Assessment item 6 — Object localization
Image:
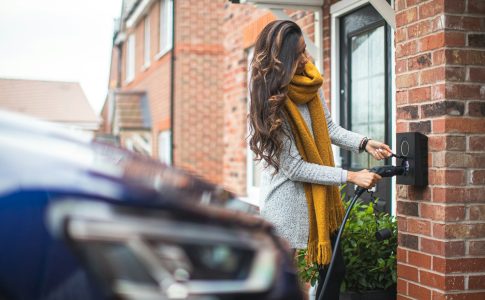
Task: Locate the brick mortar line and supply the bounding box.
[395,68,485,79]
[400,231,485,241]
[395,132,484,136]
[399,261,485,277]
[395,113,485,121]
[398,200,483,207]
[442,45,485,51]
[395,52,485,62]
[445,12,485,18]
[400,250,485,260]
[400,226,478,236]
[401,219,485,225]
[429,167,485,170]
[398,261,482,278]
[402,215,484,224]
[397,101,483,107]
[396,11,485,30]
[394,46,485,61]
[396,67,485,76]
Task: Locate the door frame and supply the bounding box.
[330,0,397,215]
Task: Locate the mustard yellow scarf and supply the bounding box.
[284,61,344,265]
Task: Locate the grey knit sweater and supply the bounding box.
[259,88,365,249]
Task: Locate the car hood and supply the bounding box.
[0,110,237,210]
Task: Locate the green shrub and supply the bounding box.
[340,200,397,292]
[296,189,397,292]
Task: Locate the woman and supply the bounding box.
[248,20,392,299]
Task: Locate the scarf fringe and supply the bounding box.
[306,240,332,266]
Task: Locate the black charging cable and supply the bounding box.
[318,154,407,300]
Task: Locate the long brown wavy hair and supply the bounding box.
[248,20,304,173]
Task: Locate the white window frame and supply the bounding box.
[126,34,135,83]
[330,0,396,214]
[156,0,173,59]
[144,16,151,68]
[158,130,172,165]
[245,47,261,207]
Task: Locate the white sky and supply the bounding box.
[0,0,122,114]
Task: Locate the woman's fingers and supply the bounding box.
[372,149,383,160]
[373,147,392,160]
[383,144,392,154]
[349,169,383,189]
[366,173,381,188]
[367,140,393,160]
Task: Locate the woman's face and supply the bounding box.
[294,36,308,75]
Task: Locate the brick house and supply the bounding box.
[101,0,225,183]
[0,78,99,135]
[102,0,485,298]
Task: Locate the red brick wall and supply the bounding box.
[395,0,485,299]
[135,17,144,73]
[172,0,226,185]
[321,0,341,107]
[108,46,120,90]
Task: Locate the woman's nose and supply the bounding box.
[302,53,309,64]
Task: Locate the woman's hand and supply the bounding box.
[347,169,382,189]
[365,140,392,160]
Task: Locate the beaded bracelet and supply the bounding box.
[360,137,370,152]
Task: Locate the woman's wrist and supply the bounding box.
[346,171,355,183]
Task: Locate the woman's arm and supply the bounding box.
[277,120,384,189]
[278,122,347,185]
[318,89,365,153]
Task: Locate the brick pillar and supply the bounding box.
[173,0,226,185]
[395,0,485,299]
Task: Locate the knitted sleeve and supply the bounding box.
[278,122,347,185]
[318,88,365,154]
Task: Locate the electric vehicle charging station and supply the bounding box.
[396,132,428,187]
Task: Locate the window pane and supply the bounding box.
[158,130,171,165]
[350,25,385,169]
[144,17,150,65]
[126,34,135,82]
[252,159,261,187]
[159,0,173,53]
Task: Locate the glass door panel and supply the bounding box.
[350,25,386,170]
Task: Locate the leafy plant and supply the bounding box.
[340,199,397,292]
[296,187,397,292]
[296,247,319,287]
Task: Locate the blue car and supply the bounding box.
[0,111,303,300]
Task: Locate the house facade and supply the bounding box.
[101,0,225,184]
[102,0,485,298]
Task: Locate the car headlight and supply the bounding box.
[48,200,279,300]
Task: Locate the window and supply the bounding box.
[144,16,151,67]
[126,34,135,82]
[246,47,261,206]
[158,0,173,57]
[158,130,172,165]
